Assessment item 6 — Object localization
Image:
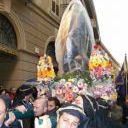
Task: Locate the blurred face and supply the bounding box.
[24,94,32,101]
[11,88,16,94]
[1,90,6,95]
[48,100,56,111]
[57,112,80,128]
[0,99,6,127]
[33,98,47,116]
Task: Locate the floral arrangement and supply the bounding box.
[89,44,117,101]
[89,44,113,81]
[37,54,56,81]
[52,78,89,103]
[90,81,117,101]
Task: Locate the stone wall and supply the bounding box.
[0,0,59,88]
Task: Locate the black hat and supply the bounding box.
[0,95,11,110]
[17,85,34,96]
[12,85,34,107]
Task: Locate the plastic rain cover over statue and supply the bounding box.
[55,0,95,74]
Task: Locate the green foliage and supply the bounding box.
[54,70,92,86]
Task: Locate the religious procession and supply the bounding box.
[0,0,128,128]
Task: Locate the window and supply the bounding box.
[51,0,60,16]
[0,14,17,50]
[46,41,58,74]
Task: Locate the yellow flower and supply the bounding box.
[68,79,74,83]
[111,92,117,101]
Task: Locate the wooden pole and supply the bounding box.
[124,54,128,102]
[125,71,128,103]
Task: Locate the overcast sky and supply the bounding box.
[93,0,128,65]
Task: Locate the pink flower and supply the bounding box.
[55,86,63,95]
[93,90,101,98]
[65,91,74,102]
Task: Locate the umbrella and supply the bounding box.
[22,78,40,86]
[22,78,54,89]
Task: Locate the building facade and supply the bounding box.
[0,0,99,88]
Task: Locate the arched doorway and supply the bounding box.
[0,14,17,88]
[46,41,58,75]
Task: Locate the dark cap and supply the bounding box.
[0,95,11,110]
[57,103,88,124]
[17,85,34,96]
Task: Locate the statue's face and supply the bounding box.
[57,112,80,128]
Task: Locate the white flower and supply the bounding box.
[65,82,72,88]
[59,79,66,84]
[77,80,84,89]
[73,86,79,93]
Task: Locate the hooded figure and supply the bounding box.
[73,95,98,128]
[95,97,124,128]
[57,103,88,128]
[12,85,35,128]
[74,95,124,128]
[12,85,35,108]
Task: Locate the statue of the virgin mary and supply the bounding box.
[55,0,95,74]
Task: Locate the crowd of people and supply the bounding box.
[0,84,127,128]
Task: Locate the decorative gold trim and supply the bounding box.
[0,43,17,55]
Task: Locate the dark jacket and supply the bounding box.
[1,120,22,128]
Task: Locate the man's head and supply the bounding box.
[48,97,60,111]
[57,112,80,128]
[0,97,8,127]
[33,97,48,117]
[57,103,87,128]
